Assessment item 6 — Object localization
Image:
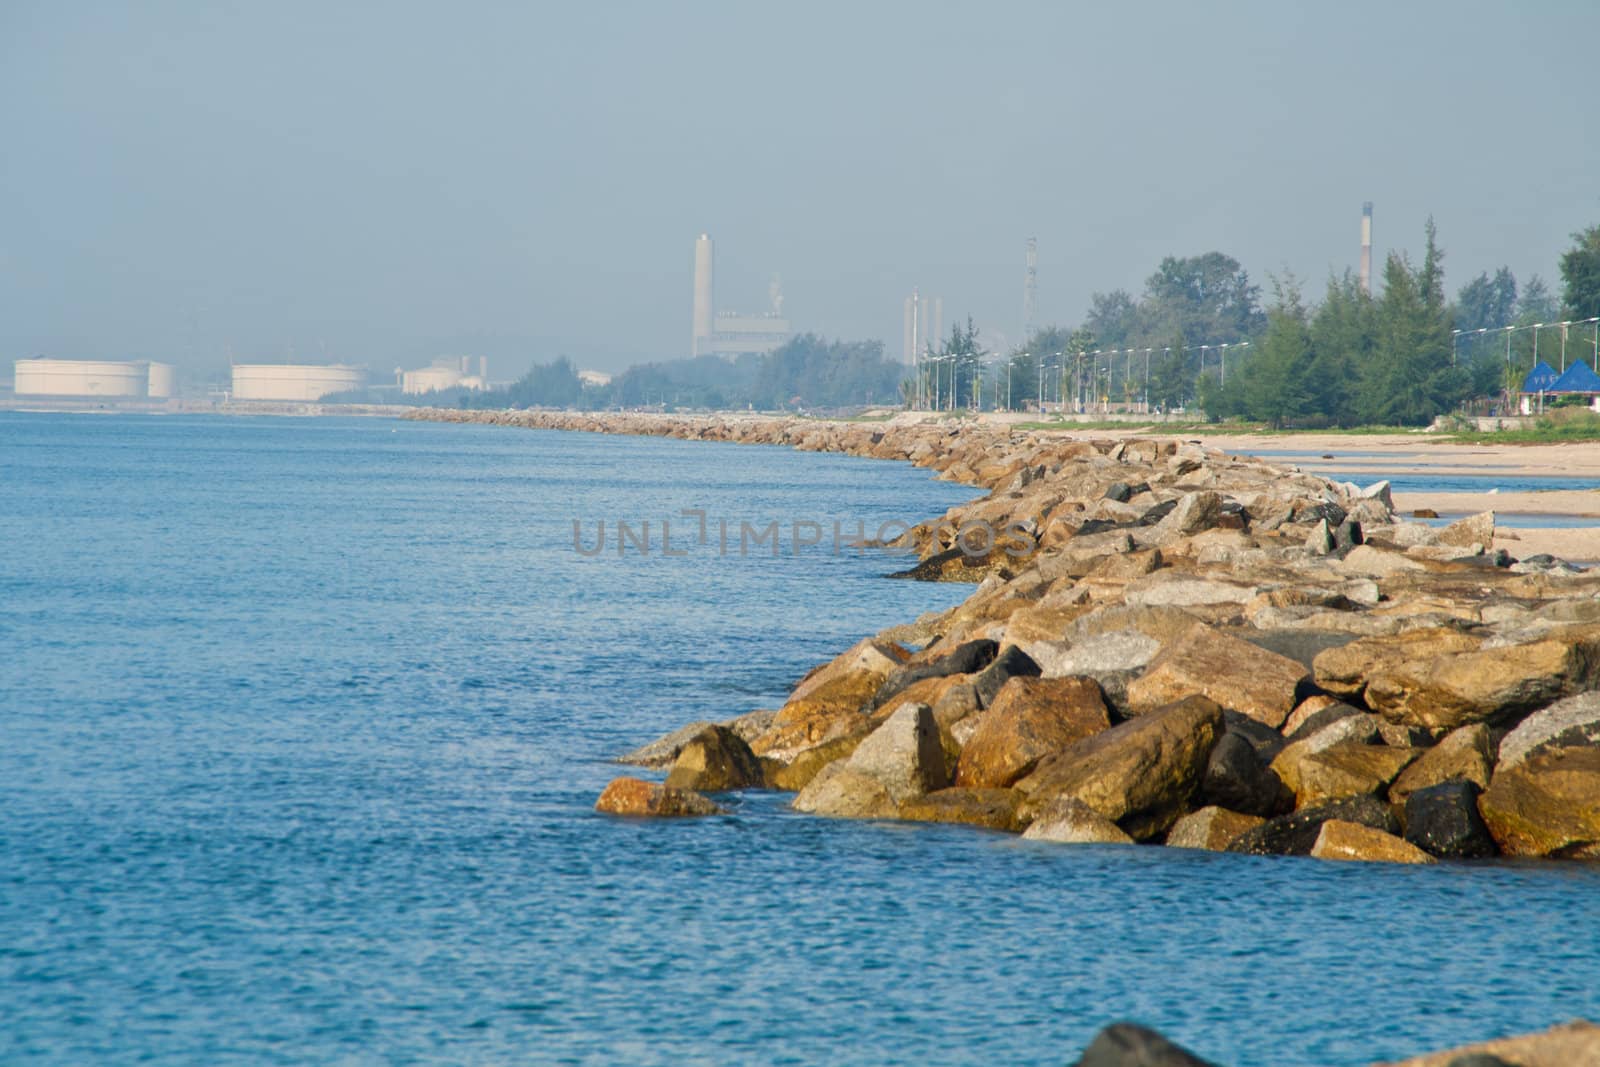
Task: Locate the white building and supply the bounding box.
[690,234,792,358]
[14,358,174,398]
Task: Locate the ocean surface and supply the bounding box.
[3,412,1598,1067]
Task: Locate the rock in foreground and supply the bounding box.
[595,777,724,817]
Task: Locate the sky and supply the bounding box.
[3,0,1598,379]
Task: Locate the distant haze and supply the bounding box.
[3,1,1597,378]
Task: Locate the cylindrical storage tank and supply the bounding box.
[401,365,462,394]
[145,362,175,398]
[231,364,366,401]
[14,359,148,397]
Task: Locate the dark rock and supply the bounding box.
[875,639,997,705]
[1451,549,1512,568]
[1072,1022,1220,1067]
[1445,1056,1515,1067]
[1332,519,1364,552]
[1216,501,1251,530]
[1404,780,1497,859]
[1227,794,1399,856]
[972,644,1043,707]
[664,724,764,792]
[1221,709,1287,764]
[1243,630,1358,673]
[1075,518,1124,537]
[1104,481,1150,503]
[1285,701,1368,743]
[1201,731,1292,816]
[1296,501,1347,528]
[1136,499,1179,527]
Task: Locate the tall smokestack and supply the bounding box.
[1023,237,1038,339]
[692,233,714,356]
[1359,203,1373,296]
[903,293,916,365]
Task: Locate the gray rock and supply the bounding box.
[1498,691,1600,770]
[845,702,948,803]
[1072,1023,1220,1067]
[972,644,1041,707]
[616,720,717,767]
[1031,630,1162,679]
[792,762,895,819]
[1305,518,1335,555]
[1020,797,1135,844]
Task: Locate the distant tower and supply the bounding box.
[926,296,943,352]
[903,289,920,366]
[692,233,715,356]
[1359,203,1373,296]
[1023,237,1038,339]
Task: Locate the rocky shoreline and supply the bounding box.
[409,407,1600,865]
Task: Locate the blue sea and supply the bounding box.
[3,413,1598,1066]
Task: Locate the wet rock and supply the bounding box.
[617,720,718,768]
[955,676,1111,788]
[846,702,948,803]
[1166,806,1264,851]
[1071,1022,1221,1067]
[971,644,1043,707]
[1478,746,1600,857]
[1497,691,1600,770]
[1404,780,1497,859]
[1020,796,1135,844]
[897,787,1026,832]
[1311,819,1435,864]
[792,762,896,819]
[1018,695,1224,840]
[1290,743,1419,807]
[1201,731,1292,816]
[1126,624,1308,729]
[1228,794,1400,856]
[1389,724,1494,809]
[663,724,764,792]
[595,776,724,817]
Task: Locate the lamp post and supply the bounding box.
[1451,329,1461,366]
[1560,321,1572,373]
[1533,323,1544,369]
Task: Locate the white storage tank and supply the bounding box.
[231,364,366,401]
[14,359,150,397]
[145,362,175,398]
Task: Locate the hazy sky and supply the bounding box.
[4,1,1598,377]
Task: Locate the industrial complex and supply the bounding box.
[400,357,488,395]
[690,233,791,358]
[230,363,366,402]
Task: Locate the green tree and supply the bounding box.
[1361,247,1466,426]
[1560,224,1600,321]
[1240,277,1314,427]
[1308,271,1373,425]
[1149,329,1189,411]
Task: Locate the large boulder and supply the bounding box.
[1497,691,1600,770]
[1020,796,1135,844]
[1362,630,1600,732]
[1289,743,1418,807]
[1028,629,1162,682]
[752,666,885,760]
[1269,714,1383,797]
[1403,780,1497,859]
[663,724,763,792]
[1126,624,1308,728]
[616,720,718,768]
[1478,746,1600,857]
[595,776,724,817]
[764,733,864,792]
[1311,819,1435,864]
[1375,1021,1600,1067]
[1071,1023,1221,1067]
[971,644,1043,706]
[1388,723,1494,809]
[1017,695,1225,840]
[897,787,1027,832]
[845,702,948,803]
[874,638,997,705]
[1312,627,1482,703]
[1165,806,1264,851]
[1437,510,1495,549]
[792,762,895,819]
[955,676,1111,788]
[1228,794,1400,857]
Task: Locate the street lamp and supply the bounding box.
[1451,329,1461,366]
[1560,321,1573,373]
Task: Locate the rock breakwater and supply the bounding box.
[410,408,1600,863]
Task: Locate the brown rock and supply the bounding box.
[752,667,885,759]
[788,637,907,704]
[1126,624,1308,728]
[1310,819,1436,864]
[1437,509,1495,548]
[955,676,1111,788]
[1478,746,1600,857]
[1017,695,1224,840]
[1020,797,1134,844]
[897,787,1027,832]
[1365,629,1600,731]
[1292,743,1419,806]
[663,725,763,792]
[764,733,865,792]
[1165,806,1264,851]
[595,776,723,817]
[1281,694,1342,737]
[1312,627,1482,702]
[1375,1020,1600,1067]
[1388,723,1494,810]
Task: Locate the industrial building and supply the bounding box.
[13,358,174,398]
[401,356,488,395]
[231,363,365,402]
[690,233,791,358]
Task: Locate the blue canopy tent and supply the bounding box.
[1521,361,1560,392]
[1548,360,1600,393]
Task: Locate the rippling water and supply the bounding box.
[3,413,1598,1066]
